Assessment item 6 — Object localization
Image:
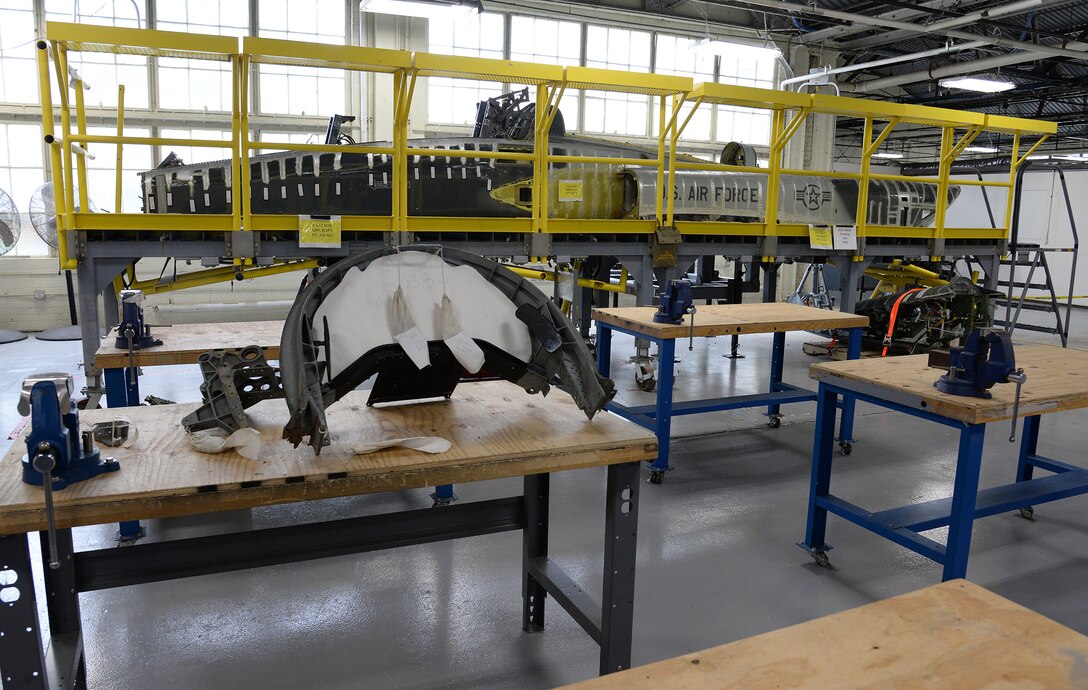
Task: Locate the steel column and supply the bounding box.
[599,461,639,675]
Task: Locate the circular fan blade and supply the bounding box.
[29,182,97,250]
[0,187,20,257]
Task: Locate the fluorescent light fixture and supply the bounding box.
[1026,154,1051,160]
[1055,153,1088,162]
[361,0,475,20]
[964,146,999,154]
[871,152,904,159]
[938,76,1015,93]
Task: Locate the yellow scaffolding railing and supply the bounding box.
[40,21,1058,270]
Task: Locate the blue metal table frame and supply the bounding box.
[595,321,863,482]
[799,379,1088,581]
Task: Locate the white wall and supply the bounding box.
[945,168,1087,305]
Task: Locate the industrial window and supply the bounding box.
[508,15,580,131]
[582,26,650,137]
[156,0,249,111]
[85,126,153,213]
[158,127,233,167]
[0,1,38,105]
[258,0,346,117]
[44,0,149,109]
[427,12,505,126]
[0,123,44,224]
[716,41,778,147]
[653,34,715,141]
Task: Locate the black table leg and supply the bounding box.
[40,529,85,687]
[0,534,48,689]
[599,461,640,675]
[523,473,549,633]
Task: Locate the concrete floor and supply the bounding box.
[2,318,1088,689]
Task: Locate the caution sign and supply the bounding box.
[299,215,341,248]
[808,224,834,250]
[557,180,583,202]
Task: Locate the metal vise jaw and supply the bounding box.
[19,373,120,490]
[114,289,162,351]
[653,279,695,325]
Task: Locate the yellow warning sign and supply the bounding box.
[557,180,583,202]
[299,215,341,248]
[808,225,833,250]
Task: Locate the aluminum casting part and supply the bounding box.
[280,245,615,453]
[181,346,284,434]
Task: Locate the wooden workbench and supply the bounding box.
[93,320,284,369]
[566,580,1088,689]
[0,381,656,534]
[811,343,1088,424]
[591,303,868,340]
[0,381,656,685]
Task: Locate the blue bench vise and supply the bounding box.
[19,373,120,490]
[654,279,695,325]
[934,328,1028,442]
[114,289,162,351]
[20,373,121,568]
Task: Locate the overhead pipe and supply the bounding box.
[724,0,1088,61]
[841,0,1051,52]
[801,0,996,43]
[841,49,1064,93]
[779,40,990,90]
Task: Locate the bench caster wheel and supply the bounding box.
[813,552,831,568]
[648,470,665,485]
[839,441,853,456]
[636,364,657,392]
[1018,506,1035,521]
[767,416,782,429]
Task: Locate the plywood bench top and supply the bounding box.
[567,580,1088,689]
[592,303,868,339]
[0,381,656,535]
[811,344,1088,424]
[94,320,285,369]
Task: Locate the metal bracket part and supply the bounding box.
[181,346,284,434]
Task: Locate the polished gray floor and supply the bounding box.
[2,320,1088,689]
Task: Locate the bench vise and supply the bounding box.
[114,289,162,351]
[653,279,695,325]
[934,328,1027,442]
[19,373,120,490]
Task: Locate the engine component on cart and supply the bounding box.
[854,277,995,355]
[181,346,284,434]
[279,245,615,453]
[932,328,1027,441]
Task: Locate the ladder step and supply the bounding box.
[992,299,1058,312]
[996,280,1050,290]
[999,259,1037,267]
[994,322,1062,335]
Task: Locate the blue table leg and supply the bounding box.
[800,382,838,565]
[431,483,457,506]
[1015,415,1041,483]
[596,325,612,378]
[942,423,987,581]
[766,331,786,426]
[649,338,675,483]
[836,327,862,453]
[104,367,145,542]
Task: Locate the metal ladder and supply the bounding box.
[992,163,1080,347]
